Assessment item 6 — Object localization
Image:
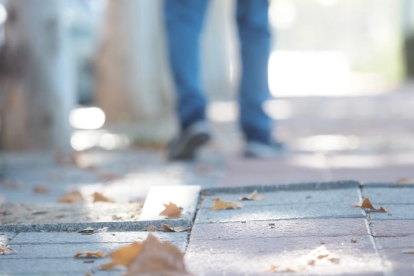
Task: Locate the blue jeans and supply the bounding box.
[165,0,272,143]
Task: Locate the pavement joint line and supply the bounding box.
[193,215,365,224]
[200,180,360,195]
[360,185,388,276]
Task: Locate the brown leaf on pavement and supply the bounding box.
[57,190,84,203]
[239,190,264,201]
[96,171,118,181]
[265,265,298,273]
[34,186,49,194]
[305,245,340,266]
[402,249,414,254]
[211,198,242,210]
[92,192,113,203]
[162,223,186,233]
[142,225,161,231]
[127,233,191,276]
[159,202,182,219]
[397,178,414,183]
[101,242,143,270]
[0,244,17,255]
[74,251,105,258]
[353,198,389,212]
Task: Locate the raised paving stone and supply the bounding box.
[196,202,364,223]
[139,185,200,222]
[190,218,369,240]
[371,220,414,237]
[196,189,363,223]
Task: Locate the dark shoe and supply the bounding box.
[244,139,286,159]
[168,121,211,160]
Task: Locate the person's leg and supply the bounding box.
[236,0,272,143]
[164,0,209,131]
[164,0,211,160]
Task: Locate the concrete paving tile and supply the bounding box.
[378,248,414,276]
[0,258,113,274]
[375,236,414,250]
[368,204,414,220]
[190,218,368,240]
[139,185,200,222]
[371,220,414,237]
[185,237,382,276]
[0,232,16,244]
[1,238,186,259]
[363,187,414,204]
[10,231,187,247]
[202,188,360,208]
[196,202,364,224]
[187,235,375,255]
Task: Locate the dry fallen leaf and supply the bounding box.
[239,190,264,201]
[159,202,182,219]
[305,245,340,266]
[211,198,242,210]
[402,249,414,254]
[127,233,191,276]
[143,225,160,231]
[101,242,143,270]
[397,178,414,184]
[34,186,49,194]
[92,192,113,203]
[266,245,339,273]
[74,251,105,258]
[57,190,84,204]
[265,265,298,273]
[96,171,118,181]
[162,224,186,233]
[353,198,389,212]
[0,244,17,255]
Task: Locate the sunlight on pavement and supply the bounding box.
[71,130,130,151]
[294,135,360,152]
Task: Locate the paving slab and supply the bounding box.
[190,218,369,240]
[139,185,200,223]
[0,258,114,274]
[196,187,363,223]
[0,203,142,225]
[370,220,414,237]
[2,238,187,259]
[10,231,187,246]
[186,236,382,276]
[362,185,414,204]
[367,204,414,220]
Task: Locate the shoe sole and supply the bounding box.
[170,132,211,160]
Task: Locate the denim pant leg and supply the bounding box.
[236,0,272,143]
[164,0,210,131]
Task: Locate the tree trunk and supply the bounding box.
[95,0,173,123]
[0,0,74,154]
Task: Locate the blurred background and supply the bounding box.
[1,0,414,188]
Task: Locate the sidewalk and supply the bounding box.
[1,91,414,275]
[1,181,413,275]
